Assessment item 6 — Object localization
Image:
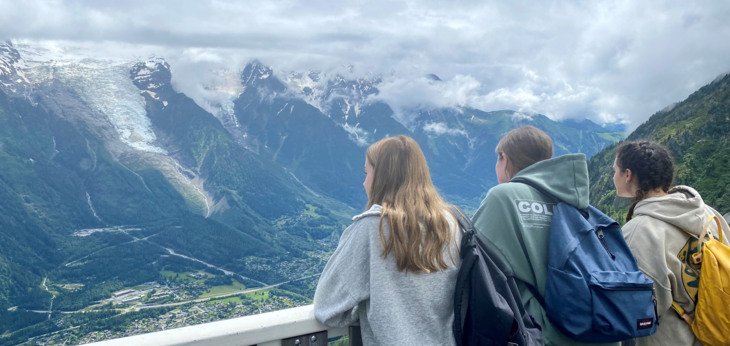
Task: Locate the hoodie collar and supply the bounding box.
[633,185,713,236]
[353,204,382,221]
[511,154,590,209]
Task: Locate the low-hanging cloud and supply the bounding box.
[375,71,607,125]
[2,0,730,130]
[166,49,244,122]
[422,122,468,137]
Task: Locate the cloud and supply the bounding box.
[2,0,730,130]
[375,74,481,111]
[166,49,244,122]
[422,122,467,137]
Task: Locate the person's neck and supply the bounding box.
[644,189,668,198]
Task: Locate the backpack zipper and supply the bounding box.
[597,228,616,260]
[652,287,658,324]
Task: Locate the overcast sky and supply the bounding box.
[2,0,730,130]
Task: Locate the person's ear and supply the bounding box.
[503,153,513,178]
[624,168,633,183]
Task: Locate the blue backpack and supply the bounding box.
[513,178,658,343]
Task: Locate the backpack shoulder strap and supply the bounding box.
[449,206,474,234]
[523,278,546,308]
[449,206,475,257]
[671,302,694,325]
[698,215,723,243]
[511,221,547,309]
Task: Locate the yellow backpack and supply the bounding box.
[672,215,730,346]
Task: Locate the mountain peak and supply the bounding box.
[241,60,286,92]
[131,58,171,86]
[242,60,273,81]
[326,75,380,98]
[328,75,378,100]
[0,41,31,95]
[131,58,172,103]
[0,41,21,66]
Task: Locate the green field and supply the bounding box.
[245,290,270,302]
[199,281,246,299]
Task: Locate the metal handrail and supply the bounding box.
[83,304,349,346]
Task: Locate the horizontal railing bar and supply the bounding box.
[83,304,346,346]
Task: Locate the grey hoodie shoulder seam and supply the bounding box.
[352,205,382,221]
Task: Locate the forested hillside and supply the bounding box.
[589,74,730,221]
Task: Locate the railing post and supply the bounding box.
[348,326,363,346]
[282,330,327,346]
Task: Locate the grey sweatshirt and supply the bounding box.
[313,204,461,345]
[622,186,730,346]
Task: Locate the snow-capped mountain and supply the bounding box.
[131,58,171,107]
[0,41,31,96]
[233,60,625,207]
[0,41,625,343]
[1,40,625,211]
[0,42,353,334]
[233,61,367,207]
[7,42,166,155]
[286,71,379,121]
[284,70,386,145]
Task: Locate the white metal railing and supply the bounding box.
[83,304,348,346]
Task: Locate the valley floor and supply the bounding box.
[12,271,319,345]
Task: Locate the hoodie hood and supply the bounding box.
[511,154,589,209]
[352,204,382,221]
[633,185,713,237]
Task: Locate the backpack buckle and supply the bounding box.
[691,252,703,265]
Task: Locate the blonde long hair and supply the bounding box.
[366,135,455,273]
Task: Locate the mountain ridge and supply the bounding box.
[589,73,730,220]
[0,41,626,343]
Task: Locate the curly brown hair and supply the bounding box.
[615,140,674,220]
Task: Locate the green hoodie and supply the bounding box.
[472,154,617,346]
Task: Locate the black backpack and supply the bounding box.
[451,208,544,346]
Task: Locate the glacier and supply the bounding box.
[14,43,166,154]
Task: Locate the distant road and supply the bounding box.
[66,227,270,288]
[42,225,320,318]
[23,273,322,344]
[133,273,320,310]
[157,246,268,287]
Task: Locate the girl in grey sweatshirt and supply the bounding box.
[314,135,460,345]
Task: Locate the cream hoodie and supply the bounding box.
[622,186,730,346]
